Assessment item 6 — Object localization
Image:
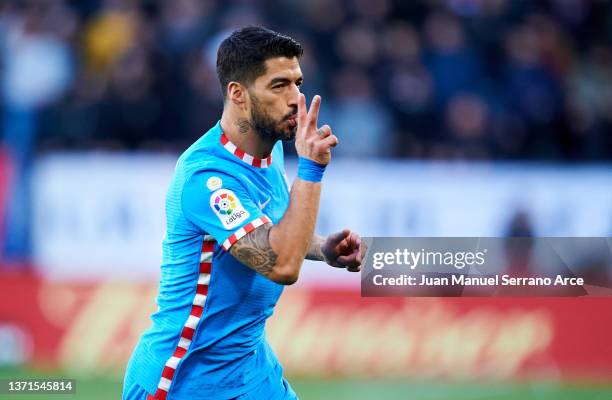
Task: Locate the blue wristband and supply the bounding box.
[297,157,326,182]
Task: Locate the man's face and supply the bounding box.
[247,57,303,142]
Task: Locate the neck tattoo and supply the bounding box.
[236,118,251,134]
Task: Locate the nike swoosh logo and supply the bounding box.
[258,197,271,210]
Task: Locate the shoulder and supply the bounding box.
[177,123,249,181]
[177,123,222,169]
[185,169,246,195]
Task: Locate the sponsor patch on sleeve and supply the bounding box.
[209,188,250,230]
[206,176,222,191]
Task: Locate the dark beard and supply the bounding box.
[250,94,297,142]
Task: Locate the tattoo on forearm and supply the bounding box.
[229,224,278,276]
[236,118,251,134]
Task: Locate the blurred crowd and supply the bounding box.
[0,0,611,161]
[1,0,612,264]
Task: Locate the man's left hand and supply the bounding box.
[321,229,366,272]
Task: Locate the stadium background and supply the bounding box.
[0,0,612,399]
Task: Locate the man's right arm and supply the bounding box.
[229,94,337,285]
[230,178,322,284]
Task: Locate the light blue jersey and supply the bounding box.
[123,121,293,400]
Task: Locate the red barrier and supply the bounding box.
[269,290,612,381]
[0,273,610,381]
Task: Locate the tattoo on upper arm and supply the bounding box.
[229,223,278,276]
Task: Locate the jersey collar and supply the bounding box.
[220,132,272,168]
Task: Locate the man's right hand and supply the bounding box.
[231,93,335,285]
[294,94,338,165]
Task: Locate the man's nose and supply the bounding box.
[288,84,300,107]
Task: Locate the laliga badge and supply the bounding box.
[210,188,250,229]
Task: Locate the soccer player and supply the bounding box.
[123,26,365,400]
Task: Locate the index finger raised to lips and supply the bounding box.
[307,95,321,129]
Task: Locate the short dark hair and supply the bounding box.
[216,26,303,97]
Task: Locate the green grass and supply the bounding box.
[291,379,612,400]
[0,368,611,399]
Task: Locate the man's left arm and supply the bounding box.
[306,230,366,272]
[306,235,325,261]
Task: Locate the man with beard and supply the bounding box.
[123,26,366,400]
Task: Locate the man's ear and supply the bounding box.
[227,82,248,110]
